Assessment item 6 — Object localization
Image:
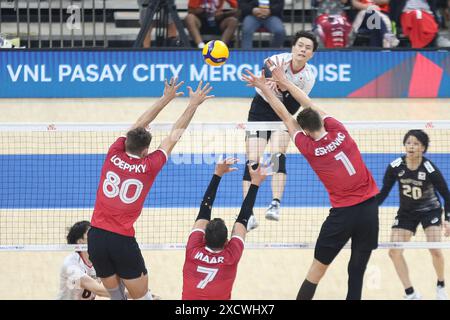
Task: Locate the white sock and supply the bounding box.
[137,290,153,300]
[198,42,205,49]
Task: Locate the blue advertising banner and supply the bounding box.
[0,49,448,98]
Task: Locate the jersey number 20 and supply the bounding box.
[102,171,143,204]
[402,185,422,200]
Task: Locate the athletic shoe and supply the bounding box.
[436,286,448,300]
[265,200,281,221]
[404,291,422,300]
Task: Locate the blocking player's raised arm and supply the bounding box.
[158,81,213,156]
[232,164,269,239]
[266,59,327,118]
[130,77,184,131]
[193,158,238,230]
[242,69,300,138]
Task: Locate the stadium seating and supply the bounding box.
[0,0,314,48]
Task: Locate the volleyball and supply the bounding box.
[202,40,229,67]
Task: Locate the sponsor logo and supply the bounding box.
[418,172,426,180]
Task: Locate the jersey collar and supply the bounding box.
[315,131,329,141]
[205,246,223,254]
[126,152,141,159]
[78,252,93,268]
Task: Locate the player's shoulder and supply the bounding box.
[224,236,245,255]
[229,235,245,246]
[390,157,404,168]
[422,157,437,174]
[108,136,126,153]
[61,252,82,271]
[63,252,80,264]
[187,229,206,246]
[323,116,346,130]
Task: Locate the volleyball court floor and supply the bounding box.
[0,97,449,299]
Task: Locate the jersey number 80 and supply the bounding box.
[102,171,143,204]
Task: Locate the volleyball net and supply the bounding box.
[1,121,449,251]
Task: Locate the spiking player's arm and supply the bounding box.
[79,275,110,298]
[265,59,327,118]
[130,77,184,131]
[232,164,269,239]
[242,70,300,138]
[193,158,239,230]
[159,81,214,156]
[376,163,398,205]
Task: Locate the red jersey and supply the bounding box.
[182,229,244,300]
[360,0,389,12]
[91,137,167,237]
[294,117,379,208]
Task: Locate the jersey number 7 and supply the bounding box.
[196,266,218,289]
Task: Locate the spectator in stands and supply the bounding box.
[138,0,179,48]
[389,0,450,47]
[352,0,399,48]
[437,0,450,28]
[185,0,239,49]
[313,0,353,48]
[239,0,286,49]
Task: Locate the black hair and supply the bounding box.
[403,130,430,153]
[125,127,152,156]
[296,108,323,132]
[67,221,91,244]
[292,31,319,52]
[205,218,228,250]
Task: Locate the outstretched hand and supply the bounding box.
[242,69,268,90]
[266,57,289,89]
[187,80,214,106]
[214,157,239,177]
[163,77,184,100]
[248,161,273,186]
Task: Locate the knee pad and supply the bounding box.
[243,160,259,182]
[271,153,286,174]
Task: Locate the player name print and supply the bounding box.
[315,132,346,156]
[110,155,146,173]
[194,252,225,264]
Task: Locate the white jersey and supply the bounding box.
[56,252,97,300]
[256,52,316,103]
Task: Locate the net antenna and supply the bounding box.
[134,0,190,48]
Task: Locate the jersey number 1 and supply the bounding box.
[196,266,218,289]
[102,171,143,204]
[334,151,356,176]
